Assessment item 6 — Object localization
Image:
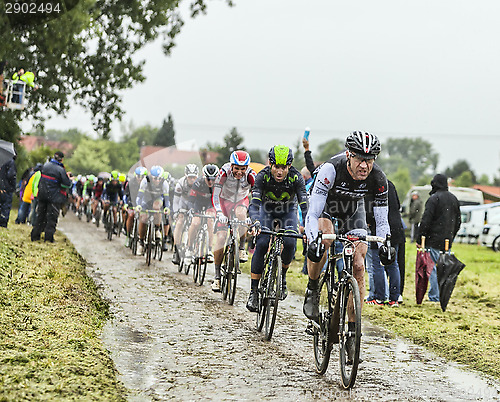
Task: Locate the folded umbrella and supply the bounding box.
[415,236,434,304]
[437,239,466,312]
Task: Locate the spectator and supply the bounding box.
[31,152,72,243]
[416,174,461,302]
[15,163,42,224]
[409,191,423,242]
[29,165,43,226]
[0,156,17,228]
[365,180,403,306]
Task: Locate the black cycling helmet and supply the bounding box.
[202,164,219,180]
[345,131,381,158]
[268,145,294,166]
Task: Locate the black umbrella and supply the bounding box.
[437,240,466,312]
[0,140,16,166]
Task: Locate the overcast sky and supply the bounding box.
[33,0,500,178]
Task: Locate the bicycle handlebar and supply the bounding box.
[319,233,388,244]
[259,229,304,239]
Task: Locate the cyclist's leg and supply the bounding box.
[304,216,333,320]
[212,227,227,291]
[234,201,249,261]
[126,209,134,235]
[173,212,185,246]
[188,216,201,250]
[206,208,217,253]
[137,210,148,254]
[307,217,334,280]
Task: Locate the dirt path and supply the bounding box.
[59,214,500,401]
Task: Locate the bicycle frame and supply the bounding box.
[310,230,388,388]
[219,217,248,305]
[256,228,303,340]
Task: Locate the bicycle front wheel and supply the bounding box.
[264,256,280,341]
[145,224,153,266]
[228,248,238,305]
[313,269,334,374]
[339,275,362,389]
[196,231,208,286]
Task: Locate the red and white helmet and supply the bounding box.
[230,150,250,166]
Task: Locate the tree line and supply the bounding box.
[14,114,498,201]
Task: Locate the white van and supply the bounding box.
[457,202,500,244]
[479,203,500,251]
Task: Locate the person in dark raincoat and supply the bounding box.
[0,156,17,228]
[416,174,461,302]
[31,152,72,242]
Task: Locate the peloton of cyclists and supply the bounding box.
[172,164,199,265]
[246,145,308,312]
[303,131,395,328]
[136,165,170,255]
[211,150,256,292]
[186,164,219,262]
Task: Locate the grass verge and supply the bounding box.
[241,240,500,380]
[0,218,127,401]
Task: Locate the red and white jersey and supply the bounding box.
[212,162,256,212]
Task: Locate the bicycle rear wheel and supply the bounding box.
[339,275,361,389]
[313,269,334,374]
[264,256,280,341]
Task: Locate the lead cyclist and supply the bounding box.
[303,131,395,357]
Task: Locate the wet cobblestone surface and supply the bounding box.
[60,215,500,401]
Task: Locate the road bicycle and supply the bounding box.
[218,216,248,306]
[307,230,389,389]
[191,212,215,286]
[103,202,119,241]
[255,226,303,341]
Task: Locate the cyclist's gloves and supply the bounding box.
[379,245,396,266]
[245,217,252,225]
[307,240,325,263]
[135,205,142,212]
[217,212,228,225]
[164,207,170,215]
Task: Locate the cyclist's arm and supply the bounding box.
[248,170,265,222]
[212,172,227,214]
[136,180,146,207]
[372,175,390,244]
[294,168,309,225]
[305,163,335,243]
